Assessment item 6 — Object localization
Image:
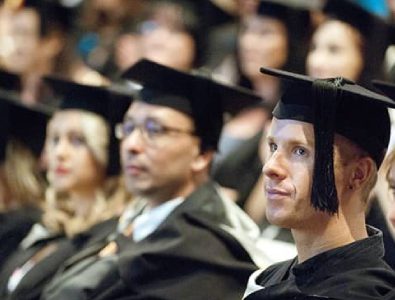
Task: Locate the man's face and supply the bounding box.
[120,101,201,202]
[262,117,329,229]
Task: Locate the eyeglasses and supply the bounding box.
[115,118,195,143]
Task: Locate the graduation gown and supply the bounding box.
[42,180,265,300]
[0,217,117,300]
[0,207,41,270]
[244,226,395,300]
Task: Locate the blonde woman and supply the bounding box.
[0,78,132,300]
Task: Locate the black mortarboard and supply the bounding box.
[323,0,386,38]
[44,76,133,175]
[261,67,395,214]
[0,69,21,91]
[322,0,393,85]
[121,59,263,151]
[372,80,395,101]
[0,89,52,162]
[257,0,311,24]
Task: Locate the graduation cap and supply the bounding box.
[257,0,311,22]
[0,89,53,162]
[260,67,395,214]
[121,59,263,151]
[323,0,387,38]
[372,80,395,101]
[0,69,21,91]
[44,76,133,175]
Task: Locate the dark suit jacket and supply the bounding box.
[0,217,118,300]
[0,207,41,270]
[42,181,262,300]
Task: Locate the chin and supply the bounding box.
[266,210,293,229]
[125,180,151,197]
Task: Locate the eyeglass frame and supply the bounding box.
[115,117,196,143]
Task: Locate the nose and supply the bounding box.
[306,48,325,76]
[54,138,70,160]
[262,151,287,181]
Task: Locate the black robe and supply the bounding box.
[0,207,41,270]
[0,217,118,300]
[244,226,395,300]
[42,181,264,300]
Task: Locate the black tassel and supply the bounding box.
[311,79,343,214]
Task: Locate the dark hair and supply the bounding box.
[23,0,74,37]
[137,0,205,68]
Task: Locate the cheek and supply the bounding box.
[78,151,99,173]
[293,162,313,198]
[149,146,194,176]
[388,202,395,229]
[166,38,195,68]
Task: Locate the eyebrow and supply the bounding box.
[266,135,314,147]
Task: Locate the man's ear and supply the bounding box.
[349,156,375,190]
[191,149,214,173]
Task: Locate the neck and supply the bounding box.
[342,194,369,240]
[292,214,355,263]
[251,74,280,105]
[69,188,99,218]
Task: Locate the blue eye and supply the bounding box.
[294,147,306,156]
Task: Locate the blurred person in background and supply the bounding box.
[0,0,75,104]
[0,78,132,300]
[306,0,394,87]
[113,0,204,75]
[75,0,144,78]
[0,71,51,270]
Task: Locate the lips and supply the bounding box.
[124,163,147,176]
[54,166,70,175]
[265,187,290,200]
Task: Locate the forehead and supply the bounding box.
[243,14,286,31]
[125,101,194,126]
[314,20,361,43]
[268,117,314,145]
[48,110,84,132]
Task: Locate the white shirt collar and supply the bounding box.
[132,197,184,242]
